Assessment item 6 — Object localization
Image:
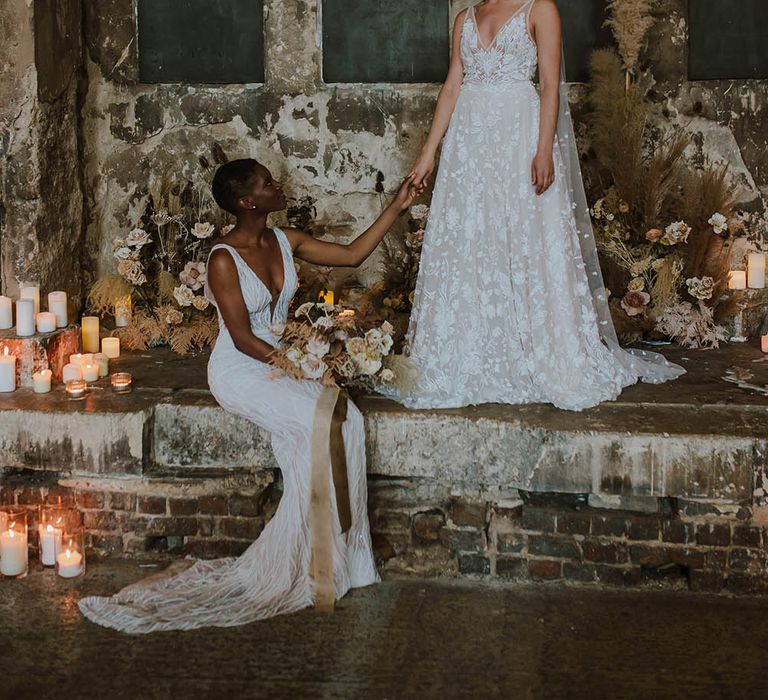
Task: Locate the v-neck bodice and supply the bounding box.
[462,0,538,87]
[205,227,298,350]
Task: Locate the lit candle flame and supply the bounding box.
[65,549,72,560]
[2,347,7,357]
[46,524,54,533]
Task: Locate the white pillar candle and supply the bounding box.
[748,253,766,289]
[0,296,12,329]
[0,527,27,577]
[101,337,120,359]
[81,363,99,382]
[728,271,747,290]
[36,311,57,333]
[39,524,62,566]
[93,352,109,377]
[762,335,768,353]
[56,548,83,578]
[62,363,83,382]
[0,347,16,392]
[33,369,52,393]
[69,353,93,367]
[15,298,35,337]
[81,316,100,353]
[19,285,40,315]
[48,291,68,328]
[114,296,132,327]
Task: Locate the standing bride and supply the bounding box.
[402,0,683,411]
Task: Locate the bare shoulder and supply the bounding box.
[279,226,311,251]
[531,0,560,21]
[208,247,238,277]
[454,7,469,28]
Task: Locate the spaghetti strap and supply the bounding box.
[525,0,537,37]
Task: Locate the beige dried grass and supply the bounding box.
[87,275,133,315]
[604,0,655,76]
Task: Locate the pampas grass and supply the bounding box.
[87,275,133,315]
[604,0,655,77]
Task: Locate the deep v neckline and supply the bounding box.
[227,229,288,319]
[471,0,531,51]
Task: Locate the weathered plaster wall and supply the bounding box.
[78,0,768,290]
[0,0,85,303]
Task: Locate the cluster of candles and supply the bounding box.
[0,505,85,579]
[728,253,768,353]
[0,286,68,336]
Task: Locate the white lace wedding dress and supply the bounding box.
[401,0,684,411]
[79,228,379,634]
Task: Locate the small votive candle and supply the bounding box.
[19,284,40,315]
[15,298,35,337]
[48,291,68,328]
[36,311,57,333]
[0,347,16,392]
[114,296,132,327]
[81,363,99,382]
[65,379,87,398]
[33,369,52,393]
[93,352,109,378]
[62,363,82,383]
[762,335,768,353]
[111,372,132,393]
[81,316,100,353]
[69,353,93,367]
[39,505,67,567]
[728,271,747,290]
[0,296,12,329]
[101,337,120,359]
[56,529,85,579]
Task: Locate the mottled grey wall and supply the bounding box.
[0,0,85,303]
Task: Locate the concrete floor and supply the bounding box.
[3,561,768,699]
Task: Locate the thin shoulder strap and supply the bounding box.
[525,0,537,34]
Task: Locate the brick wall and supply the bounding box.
[3,469,768,594]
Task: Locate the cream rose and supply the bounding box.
[126,228,151,247]
[306,334,331,358]
[660,221,691,246]
[192,295,210,311]
[686,276,715,300]
[165,308,183,325]
[708,212,728,235]
[173,284,195,307]
[300,355,327,380]
[192,222,215,239]
[179,261,207,291]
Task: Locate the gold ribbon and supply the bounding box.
[309,386,352,613]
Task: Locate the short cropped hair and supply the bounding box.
[211,159,260,214]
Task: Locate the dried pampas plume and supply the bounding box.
[604,0,655,81]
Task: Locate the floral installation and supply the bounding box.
[269,302,396,389]
[87,151,230,354]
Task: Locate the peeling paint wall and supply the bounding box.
[0,0,85,303]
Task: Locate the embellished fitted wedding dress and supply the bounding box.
[79,228,379,634]
[402,0,683,411]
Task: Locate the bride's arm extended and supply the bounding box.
[409,9,468,189]
[207,250,277,362]
[531,0,561,196]
[284,177,418,268]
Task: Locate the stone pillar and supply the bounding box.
[0,0,85,309]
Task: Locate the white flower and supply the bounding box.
[409,204,430,221]
[192,222,215,239]
[192,295,210,311]
[708,212,728,234]
[300,354,327,380]
[270,321,286,336]
[173,284,195,307]
[354,351,382,376]
[287,347,305,366]
[165,308,183,325]
[313,316,334,330]
[380,368,395,383]
[126,228,151,247]
[152,209,172,226]
[686,276,715,300]
[306,334,330,357]
[381,321,394,335]
[179,261,207,291]
[661,221,692,246]
[334,329,349,341]
[365,328,393,355]
[346,337,366,356]
[221,224,235,236]
[295,302,314,318]
[113,247,132,260]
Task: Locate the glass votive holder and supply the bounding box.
[111,372,132,394]
[38,504,68,567]
[65,379,87,399]
[0,506,29,579]
[56,527,85,579]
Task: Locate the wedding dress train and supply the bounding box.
[79,229,379,634]
[401,0,683,411]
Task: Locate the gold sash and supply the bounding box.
[309,386,352,613]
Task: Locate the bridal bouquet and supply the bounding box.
[270,302,396,389]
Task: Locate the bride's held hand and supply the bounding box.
[391,175,420,213]
[408,153,436,191]
[531,150,555,196]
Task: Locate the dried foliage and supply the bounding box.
[604,0,655,76]
[87,275,133,316]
